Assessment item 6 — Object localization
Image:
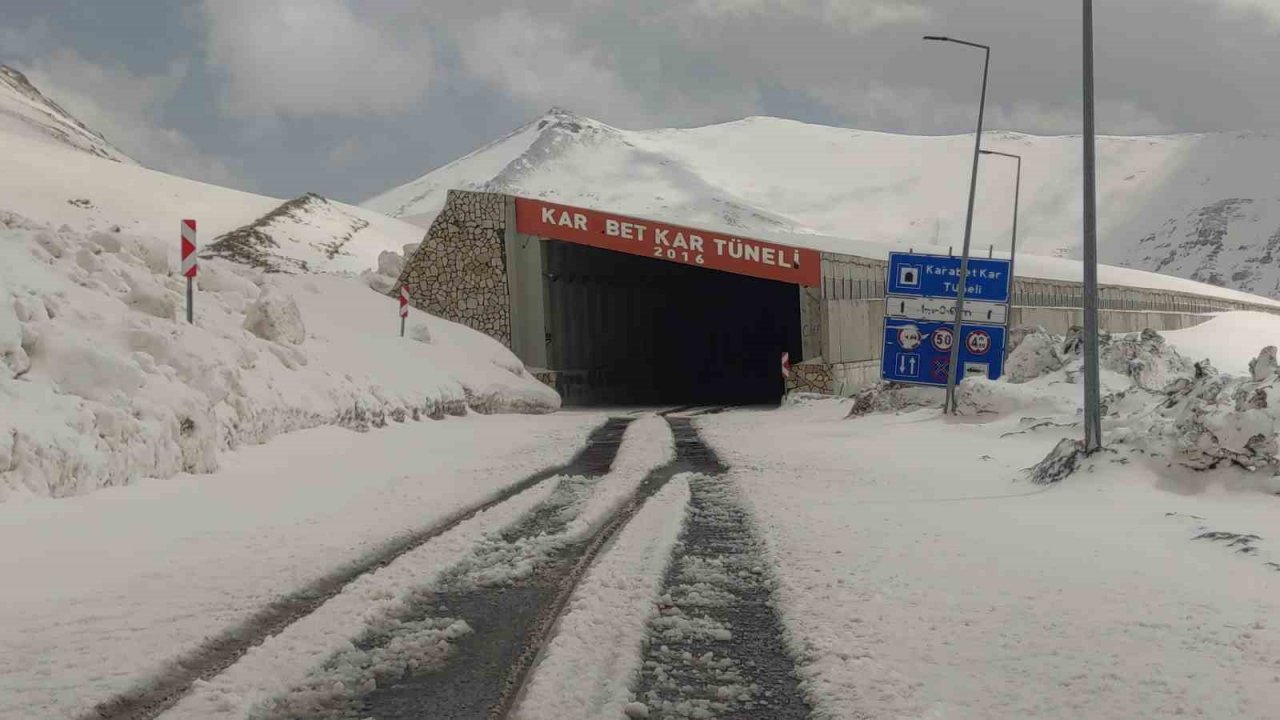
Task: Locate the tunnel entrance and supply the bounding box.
[545,240,802,406]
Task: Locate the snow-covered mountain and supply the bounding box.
[0,65,133,163]
[366,109,1280,297]
[0,75,423,274]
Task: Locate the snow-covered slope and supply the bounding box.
[0,73,558,503]
[206,193,408,274]
[367,110,1280,298]
[0,70,423,275]
[0,65,133,163]
[1,125,424,273]
[0,212,558,502]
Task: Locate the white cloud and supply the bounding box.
[451,10,667,126]
[809,82,1174,137]
[0,18,52,58]
[17,50,242,187]
[686,0,932,31]
[1212,0,1280,24]
[200,0,435,118]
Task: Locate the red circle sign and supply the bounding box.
[931,327,954,352]
[966,329,992,355]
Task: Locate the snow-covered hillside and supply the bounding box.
[205,193,417,275]
[1,123,424,274]
[0,65,133,163]
[0,72,558,502]
[367,109,1280,298]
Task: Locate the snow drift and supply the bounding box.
[846,313,1280,490]
[0,215,558,502]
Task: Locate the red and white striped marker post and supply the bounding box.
[181,219,198,324]
[399,285,409,337]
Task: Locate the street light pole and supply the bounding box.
[1081,1,1103,451]
[924,35,990,414]
[980,149,1021,362]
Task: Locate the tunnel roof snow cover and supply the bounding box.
[515,198,823,287]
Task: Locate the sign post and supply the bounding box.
[181,219,197,324]
[1081,0,1103,451]
[881,251,1011,390]
[399,285,409,337]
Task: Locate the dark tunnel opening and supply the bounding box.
[545,240,803,406]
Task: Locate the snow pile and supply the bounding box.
[1109,348,1280,478]
[926,318,1280,486]
[242,286,306,345]
[361,242,419,294]
[846,382,943,417]
[1162,311,1280,376]
[0,216,558,501]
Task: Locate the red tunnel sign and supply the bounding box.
[515,198,821,287]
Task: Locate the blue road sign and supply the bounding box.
[887,252,1011,304]
[882,319,1005,386]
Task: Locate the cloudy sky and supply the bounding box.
[4,0,1279,203]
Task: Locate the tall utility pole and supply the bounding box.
[980,149,1022,362]
[1081,1,1103,451]
[923,35,990,414]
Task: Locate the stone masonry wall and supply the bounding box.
[395,190,511,347]
[786,361,835,395]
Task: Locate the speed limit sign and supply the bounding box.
[966,329,992,355]
[931,326,954,352]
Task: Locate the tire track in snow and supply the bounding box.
[80,417,631,720]
[302,415,721,719]
[631,420,812,719]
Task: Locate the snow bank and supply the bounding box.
[843,312,1280,488]
[846,382,942,417]
[1163,311,1280,375]
[926,317,1280,487]
[0,215,558,501]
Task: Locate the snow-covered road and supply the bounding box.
[8,323,1280,720]
[699,399,1280,719]
[0,412,603,719]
